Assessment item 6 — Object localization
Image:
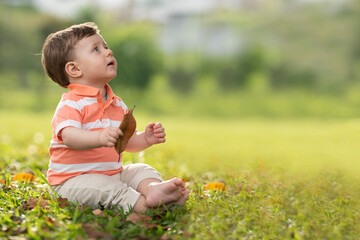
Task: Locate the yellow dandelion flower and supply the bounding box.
[12,173,36,182]
[204,182,226,192]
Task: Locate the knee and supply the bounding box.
[128,163,156,173]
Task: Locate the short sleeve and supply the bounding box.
[52,99,83,141]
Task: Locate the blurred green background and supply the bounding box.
[1,0,360,118]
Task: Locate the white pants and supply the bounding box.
[52,163,162,213]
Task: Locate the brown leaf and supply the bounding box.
[57,197,71,208]
[38,199,49,208]
[92,209,105,217]
[76,205,89,211]
[126,212,151,224]
[23,198,49,210]
[236,184,253,194]
[183,231,191,238]
[115,106,136,157]
[126,212,158,229]
[160,235,175,240]
[82,223,112,239]
[43,216,59,227]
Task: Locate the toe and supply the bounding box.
[173,178,183,186]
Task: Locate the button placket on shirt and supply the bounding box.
[96,95,105,121]
[99,96,114,123]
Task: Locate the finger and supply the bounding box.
[154,122,162,129]
[115,128,123,137]
[156,137,166,144]
[109,126,119,132]
[109,127,122,137]
[108,130,118,139]
[154,132,166,138]
[154,127,165,134]
[108,136,118,144]
[118,128,123,137]
[147,122,156,128]
[105,141,115,147]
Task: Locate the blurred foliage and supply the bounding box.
[166,53,200,93]
[195,0,360,92]
[1,1,360,117]
[105,23,163,89]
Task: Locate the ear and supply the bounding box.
[65,62,82,78]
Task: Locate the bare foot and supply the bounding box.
[168,187,189,207]
[145,178,184,207]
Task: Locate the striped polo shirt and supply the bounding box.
[47,83,127,185]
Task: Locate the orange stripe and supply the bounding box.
[50,147,122,164]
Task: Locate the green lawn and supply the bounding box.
[1,111,360,239]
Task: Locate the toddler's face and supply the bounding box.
[71,33,117,86]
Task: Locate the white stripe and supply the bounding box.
[55,97,98,116]
[113,99,128,112]
[82,119,121,130]
[49,162,122,173]
[55,120,82,136]
[50,140,68,148]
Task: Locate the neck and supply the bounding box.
[99,86,107,98]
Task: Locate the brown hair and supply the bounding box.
[41,22,99,88]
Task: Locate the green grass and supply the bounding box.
[1,111,360,239]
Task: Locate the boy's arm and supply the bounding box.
[61,126,122,150]
[125,122,166,153]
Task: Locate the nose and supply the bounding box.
[105,48,113,57]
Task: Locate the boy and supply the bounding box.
[41,22,189,213]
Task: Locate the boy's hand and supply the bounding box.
[144,122,166,146]
[99,127,123,147]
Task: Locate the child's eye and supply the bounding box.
[93,47,99,52]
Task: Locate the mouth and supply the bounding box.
[107,60,115,66]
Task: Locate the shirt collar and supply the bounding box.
[105,84,115,99]
[67,84,115,98]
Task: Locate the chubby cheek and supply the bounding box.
[110,66,117,76]
[113,61,118,71]
[112,65,118,76]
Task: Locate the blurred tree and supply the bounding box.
[1,0,359,96]
[347,0,360,81]
[167,65,197,93]
[74,5,99,23]
[269,62,317,89]
[0,4,43,88]
[38,16,73,44]
[106,24,163,89]
[166,53,199,93]
[214,46,267,90]
[253,1,354,91]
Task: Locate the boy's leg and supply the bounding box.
[52,173,141,213]
[120,163,189,208]
[118,163,163,190]
[138,178,189,207]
